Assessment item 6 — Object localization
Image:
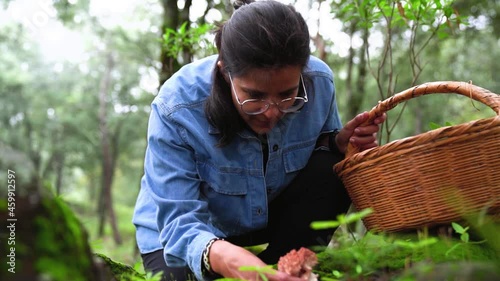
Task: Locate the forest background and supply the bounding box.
[0,0,499,271]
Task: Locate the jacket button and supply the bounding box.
[272,144,279,151]
[257,208,263,215]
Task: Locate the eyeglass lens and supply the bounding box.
[241,98,304,115]
[229,72,308,115]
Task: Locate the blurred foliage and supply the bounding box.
[320,0,499,144]
[52,0,90,25]
[162,21,216,62]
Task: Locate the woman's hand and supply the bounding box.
[210,240,304,281]
[336,112,386,154]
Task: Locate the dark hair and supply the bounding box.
[205,0,311,146]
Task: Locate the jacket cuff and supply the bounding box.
[187,232,218,281]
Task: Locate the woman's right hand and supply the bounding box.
[336,111,386,154]
[209,240,304,281]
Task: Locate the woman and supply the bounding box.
[133,0,385,280]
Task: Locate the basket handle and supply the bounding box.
[345,81,500,158]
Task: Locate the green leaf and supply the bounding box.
[310,208,373,230]
[238,265,275,281]
[433,0,442,9]
[310,220,341,229]
[340,3,355,14]
[461,232,470,243]
[332,270,343,278]
[238,265,275,274]
[321,278,340,281]
[445,243,461,257]
[452,222,466,234]
[429,121,441,130]
[355,264,362,274]
[178,22,187,35]
[343,208,374,224]
[395,237,438,249]
[163,32,170,41]
[443,6,453,17]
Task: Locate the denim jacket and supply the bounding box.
[132,55,342,280]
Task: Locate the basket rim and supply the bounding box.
[344,81,500,158]
[335,116,500,176]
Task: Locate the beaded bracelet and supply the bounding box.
[202,238,223,276]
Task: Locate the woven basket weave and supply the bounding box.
[334,81,500,232]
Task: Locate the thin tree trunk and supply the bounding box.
[89,170,96,202]
[159,0,194,86]
[97,179,106,234]
[24,113,42,195]
[345,24,355,116]
[345,20,369,121]
[54,152,64,195]
[97,52,122,244]
[159,0,181,85]
[352,27,369,117]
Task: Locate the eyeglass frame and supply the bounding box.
[228,72,309,115]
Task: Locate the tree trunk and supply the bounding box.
[311,0,327,62]
[345,24,355,118]
[345,20,368,121]
[97,52,122,245]
[54,152,64,195]
[24,114,42,195]
[352,27,369,118]
[159,0,193,86]
[97,179,106,234]
[159,0,181,85]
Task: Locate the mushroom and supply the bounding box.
[277,247,318,281]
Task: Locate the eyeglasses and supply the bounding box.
[229,73,308,115]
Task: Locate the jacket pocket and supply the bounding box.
[196,161,248,195]
[196,161,251,235]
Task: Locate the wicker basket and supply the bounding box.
[334,81,500,232]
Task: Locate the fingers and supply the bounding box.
[350,132,378,148]
[346,112,386,129]
[338,112,386,154]
[342,111,369,131]
[348,113,384,152]
[353,124,380,136]
[372,113,387,125]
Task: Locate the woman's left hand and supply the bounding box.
[336,112,386,154]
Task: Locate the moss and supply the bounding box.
[0,191,159,281]
[33,197,96,281]
[396,261,500,281]
[314,231,498,280]
[95,253,145,281]
[0,195,111,280]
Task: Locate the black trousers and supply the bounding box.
[141,149,351,280]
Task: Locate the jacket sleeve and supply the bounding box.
[143,99,217,280]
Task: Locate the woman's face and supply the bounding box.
[228,66,303,135]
